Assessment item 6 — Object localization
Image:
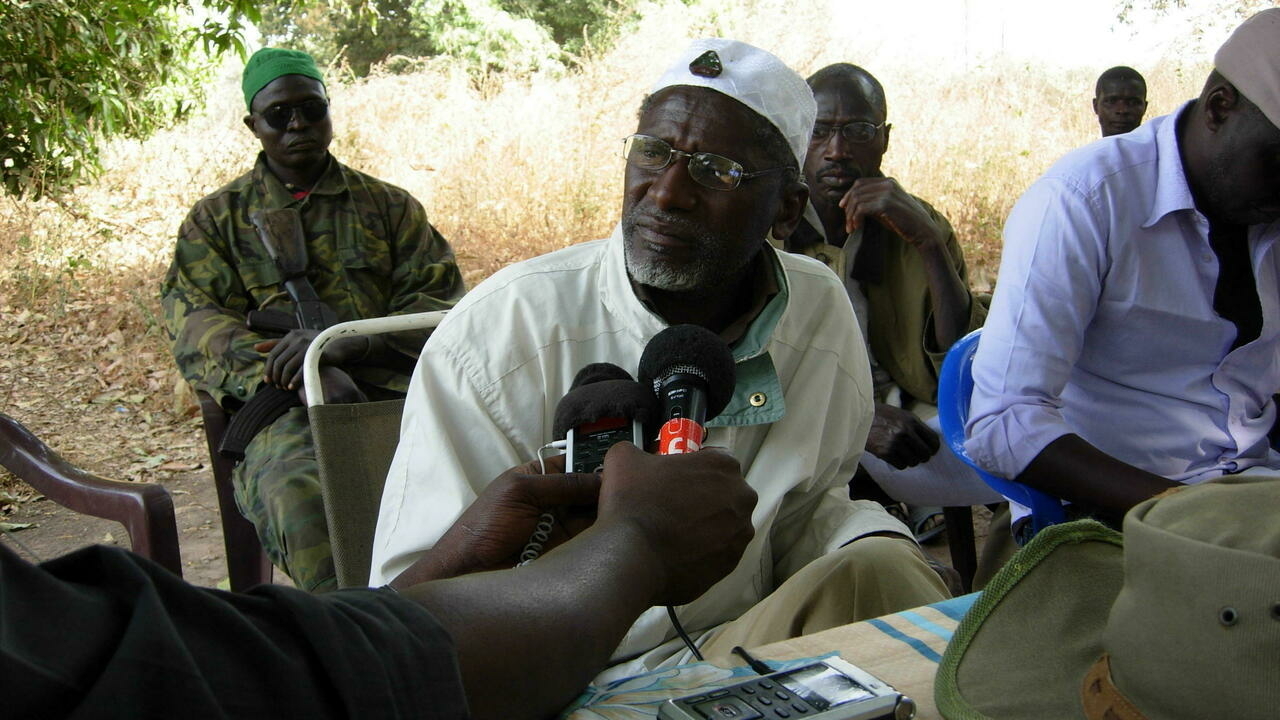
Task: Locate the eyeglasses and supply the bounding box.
[809,121,886,144]
[621,134,791,191]
[256,99,329,131]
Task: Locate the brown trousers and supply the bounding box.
[699,535,949,665]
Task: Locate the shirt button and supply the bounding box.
[750,392,767,407]
[1202,254,1214,263]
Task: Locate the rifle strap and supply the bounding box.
[218,385,303,461]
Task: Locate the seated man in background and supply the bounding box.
[161,48,464,592]
[1093,65,1149,137]
[372,39,948,680]
[6,442,758,720]
[787,63,998,540]
[967,10,1280,536]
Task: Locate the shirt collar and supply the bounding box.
[602,226,789,426]
[1145,100,1200,229]
[801,200,827,242]
[714,249,789,427]
[252,153,345,205]
[716,250,779,347]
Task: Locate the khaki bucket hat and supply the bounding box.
[935,475,1280,719]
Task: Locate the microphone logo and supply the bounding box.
[659,417,703,454]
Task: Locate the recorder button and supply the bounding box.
[693,697,762,720]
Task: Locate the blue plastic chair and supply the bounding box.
[937,329,1067,539]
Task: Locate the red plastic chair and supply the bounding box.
[194,390,273,591]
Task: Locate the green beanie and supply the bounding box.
[242,48,325,111]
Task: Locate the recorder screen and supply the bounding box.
[779,664,875,708]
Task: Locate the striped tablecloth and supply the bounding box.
[750,593,980,719]
[562,593,979,719]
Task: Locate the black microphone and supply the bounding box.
[637,325,736,455]
[553,363,658,473]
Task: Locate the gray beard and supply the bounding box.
[624,240,707,291]
[621,209,744,292]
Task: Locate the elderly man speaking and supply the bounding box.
[371,38,947,680]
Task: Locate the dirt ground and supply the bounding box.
[2,462,242,589]
[0,303,255,588]
[0,411,249,589]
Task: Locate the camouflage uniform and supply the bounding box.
[161,153,464,592]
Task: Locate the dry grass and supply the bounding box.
[0,0,1210,432]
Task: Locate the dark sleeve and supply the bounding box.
[922,203,988,375]
[2,544,468,719]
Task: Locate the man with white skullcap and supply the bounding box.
[968,9,1280,539]
[372,38,948,679]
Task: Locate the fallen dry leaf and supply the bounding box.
[157,461,200,471]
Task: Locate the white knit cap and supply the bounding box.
[1215,8,1280,130]
[649,38,816,169]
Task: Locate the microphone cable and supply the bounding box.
[528,434,705,661]
[516,441,567,567]
[668,605,704,661]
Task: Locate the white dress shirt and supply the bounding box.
[967,103,1280,519]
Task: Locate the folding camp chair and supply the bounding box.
[304,311,447,588]
[937,329,1067,540]
[0,412,182,575]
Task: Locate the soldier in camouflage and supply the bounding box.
[160,48,464,592]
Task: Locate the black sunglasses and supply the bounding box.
[257,99,329,131]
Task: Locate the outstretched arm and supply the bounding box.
[400,442,756,720]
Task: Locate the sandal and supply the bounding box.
[907,504,947,544]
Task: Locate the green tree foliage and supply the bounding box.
[259,0,637,77]
[1,0,261,198]
[495,0,633,55]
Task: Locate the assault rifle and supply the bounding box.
[219,208,338,461]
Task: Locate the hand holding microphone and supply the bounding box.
[597,441,756,606]
[485,362,656,568]
[392,452,602,587]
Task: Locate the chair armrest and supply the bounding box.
[302,311,448,408]
[0,413,182,576]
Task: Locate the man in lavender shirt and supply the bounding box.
[967,9,1280,534]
